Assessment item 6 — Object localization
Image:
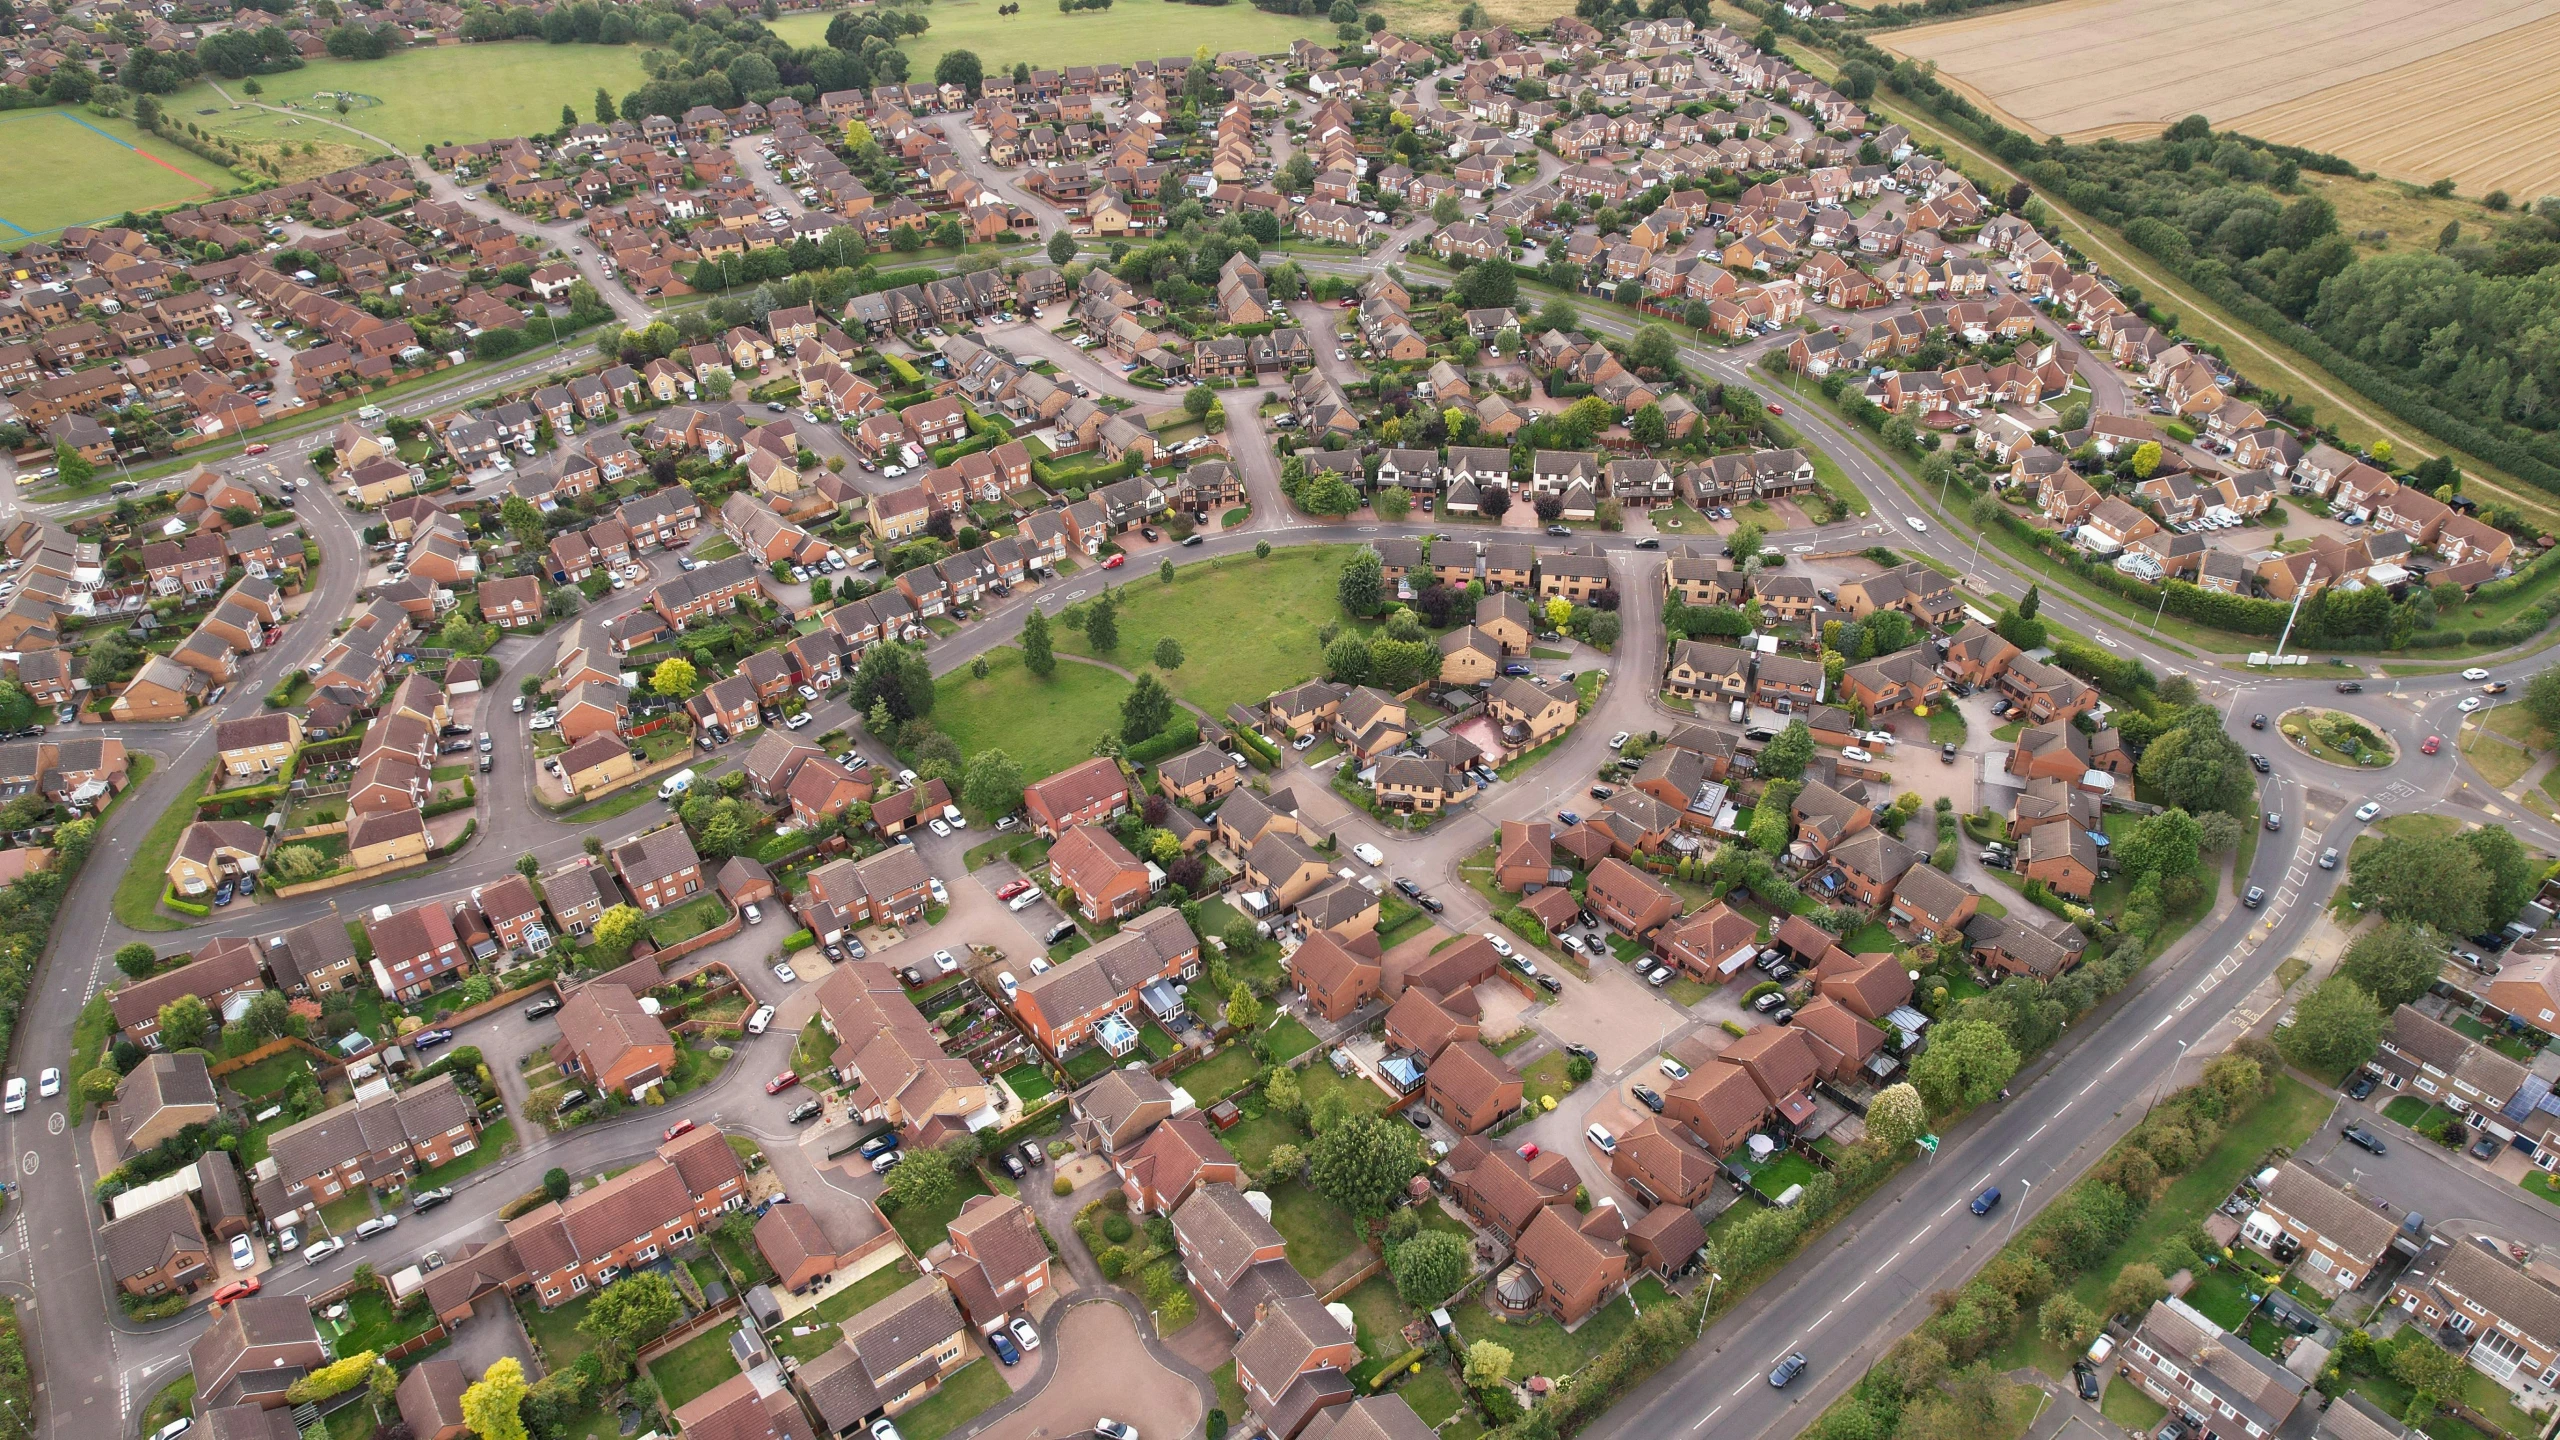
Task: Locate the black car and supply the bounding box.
[1941,742,1958,763]
[1533,973,1563,994]
[1181,534,1204,547]
[1140,526,1159,541]
[2073,1363,2101,1403]
[412,1028,454,1049]
[1546,524,1571,536]
[411,1187,455,1212]
[1393,877,1423,899]
[1416,895,1445,914]
[1970,1186,2001,1215]
[1633,537,1661,548]
[1769,1353,1808,1388]
[2342,1124,2387,1154]
[523,997,562,1021]
[1589,785,1615,800]
[1563,1042,1598,1063]
[2251,713,2268,729]
[787,1098,824,1124]
[2250,754,2271,773]
[1631,1086,1665,1113]
[2337,681,2364,693]
[1000,1150,1027,1178]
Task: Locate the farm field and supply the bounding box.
[767,0,1334,74]
[158,42,658,154]
[1878,0,2560,194]
[0,108,235,245]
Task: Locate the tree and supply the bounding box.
[1432,193,1463,225]
[1299,473,1361,517]
[2390,1338,2468,1416]
[1159,558,1176,586]
[517,852,542,880]
[461,1357,531,1440]
[2461,824,2536,926]
[2039,1294,2100,1351]
[1391,1229,1472,1308]
[156,994,213,1048]
[2195,810,2244,855]
[1372,485,1412,521]
[1263,1066,1301,1117]
[1148,636,1184,673]
[850,643,936,720]
[594,87,617,122]
[1465,1339,1514,1388]
[2342,923,2448,1010]
[1085,599,1119,653]
[239,989,297,1041]
[2277,975,2386,1078]
[1630,403,1668,448]
[114,942,160,978]
[591,904,648,955]
[885,1141,961,1213]
[286,1350,380,1405]
[54,441,94,490]
[1022,606,1056,678]
[1758,719,1813,782]
[1728,520,1765,564]
[1867,1082,1926,1150]
[2137,721,2252,816]
[2116,807,2203,882]
[2127,440,2162,479]
[1121,673,1175,742]
[2524,663,2560,738]
[501,494,548,556]
[2103,1263,2168,1319]
[1908,1018,2018,1114]
[1047,231,1078,265]
[649,656,701,700]
[961,749,1023,819]
[579,1272,682,1357]
[78,1066,121,1103]
[935,49,983,96]
[0,681,35,734]
[1337,547,1385,616]
[2348,833,2489,936]
[1223,983,1262,1033]
[1308,1112,1426,1217]
[543,1167,572,1202]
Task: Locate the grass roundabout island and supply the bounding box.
[2277,706,2400,769]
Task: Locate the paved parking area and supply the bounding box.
[1533,958,1684,1072]
[971,1300,1201,1440]
[450,1295,545,1381]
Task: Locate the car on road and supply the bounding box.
[2337,681,2364,693]
[2342,1124,2387,1154]
[1842,746,1874,764]
[36,1068,58,1099]
[787,1097,823,1124]
[1182,533,1204,547]
[210,1278,261,1307]
[354,1215,399,1240]
[2249,754,2271,774]
[301,1236,345,1266]
[2319,848,2340,870]
[1545,523,1572,537]
[1009,1317,1040,1353]
[4,1078,25,1114]
[1096,1421,1138,1440]
[1765,403,1785,416]
[2458,696,2484,712]
[2485,681,2511,694]
[766,1070,800,1094]
[1769,1353,1807,1387]
[412,1187,455,1211]
[2243,885,2266,909]
[1102,554,1126,569]
[1609,731,1632,750]
[2356,801,2383,821]
[1484,933,1512,957]
[2265,812,2282,831]
[1970,1187,2002,1215]
[412,1028,454,1050]
[2345,1072,2377,1101]
[1630,1085,1665,1113]
[663,1119,696,1143]
[2422,735,2442,754]
[1352,842,1385,866]
[2463,668,2493,681]
[2250,713,2268,729]
[772,960,799,984]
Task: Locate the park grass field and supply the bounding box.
[770,0,1335,74]
[180,103,393,181]
[161,42,658,153]
[1052,544,1364,716]
[0,108,232,245]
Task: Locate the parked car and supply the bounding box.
[210,1279,261,1307]
[2341,1124,2387,1154]
[1630,1085,1665,1113]
[354,1215,399,1240]
[2345,1072,2377,1101]
[787,1098,824,1124]
[301,1236,345,1266]
[524,996,562,1021]
[411,1187,455,1212]
[412,1028,454,1050]
[766,1070,800,1094]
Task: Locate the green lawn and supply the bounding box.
[1000,1063,1056,1103]
[0,108,233,245]
[1173,1044,1262,1105]
[319,1289,439,1357]
[1842,922,1898,955]
[1451,1280,1648,1381]
[1053,546,1365,715]
[813,1260,921,1324]
[886,1169,993,1253]
[1264,1014,1322,1064]
[1522,1051,1580,1111]
[223,1049,317,1100]
[159,44,657,153]
[1269,1179,1362,1279]
[647,893,731,947]
[2099,1375,2168,1430]
[115,760,209,932]
[882,1358,1009,1440]
[647,1323,743,1410]
[766,3,1331,79]
[1221,1103,1307,1174]
[934,645,1132,781]
[1342,1275,1419,1359]
[562,782,674,826]
[517,1292,602,1372]
[408,1119,515,1189]
[1299,1061,1388,1117]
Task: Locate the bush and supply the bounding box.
[1101,1212,1134,1243]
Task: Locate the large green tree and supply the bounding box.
[1307,1112,1425,1217]
[2116,807,2203,882]
[1757,720,1813,782]
[2276,975,2386,1078]
[2524,663,2560,738]
[961,749,1023,819]
[2136,719,2254,816]
[2348,833,2490,936]
[461,1357,531,1440]
[1908,1018,2019,1114]
[1120,673,1175,742]
[1389,1229,1472,1308]
[851,642,935,721]
[1020,606,1056,679]
[156,994,213,1048]
[2460,824,2535,928]
[579,1273,682,1358]
[2340,922,2448,1010]
[1338,548,1384,616]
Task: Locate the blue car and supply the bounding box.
[213,881,235,906]
[413,1028,454,1050]
[988,1330,1021,1366]
[1971,1186,2002,1216]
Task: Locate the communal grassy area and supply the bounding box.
[1053,546,1366,715]
[116,759,209,932]
[934,645,1131,781]
[0,108,234,245]
[881,1358,1009,1440]
[161,44,656,152]
[768,2,1330,75]
[1268,1179,1363,1280]
[1521,1051,1581,1111]
[647,1323,743,1410]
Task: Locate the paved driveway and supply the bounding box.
[972,1299,1202,1440]
[449,1295,545,1381]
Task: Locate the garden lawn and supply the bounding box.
[2101,1377,2169,1430]
[812,1260,919,1324]
[647,894,731,947]
[1263,1014,1322,1064]
[1299,1060,1388,1118]
[1268,1180,1362,1280]
[1053,546,1365,715]
[517,1292,601,1371]
[1173,1044,1261,1105]
[1452,1286,1640,1381]
[999,1063,1055,1104]
[1522,1052,1580,1110]
[886,1169,993,1254]
[648,1324,743,1410]
[933,645,1131,781]
[1342,1274,1420,1360]
[222,1050,317,1100]
[1220,1103,1306,1174]
[1842,921,1898,955]
[321,1289,438,1357]
[881,1358,1008,1440]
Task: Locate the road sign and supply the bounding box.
[1917,1134,1939,1154]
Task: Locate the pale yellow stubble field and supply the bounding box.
[1878,0,2560,199]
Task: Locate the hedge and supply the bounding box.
[161,888,211,917]
[1124,715,1204,767]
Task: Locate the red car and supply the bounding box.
[1765,403,1785,416]
[766,1070,800,1095]
[1516,1143,1540,1161]
[243,443,269,455]
[1102,554,1126,569]
[662,1119,696,1142]
[996,879,1033,901]
[2421,735,2442,755]
[210,1277,261,1307]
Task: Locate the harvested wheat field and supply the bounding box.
[1882,0,2560,193]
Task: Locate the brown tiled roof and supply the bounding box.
[755,1202,837,1278]
[1026,756,1129,818]
[946,1193,1046,1288]
[394,1358,468,1439]
[2262,1162,2395,1262]
[1428,1039,1518,1118]
[1514,1204,1623,1306]
[108,945,263,1032]
[1172,1182,1284,1291]
[1814,950,1911,1021]
[553,982,670,1079]
[610,824,701,888]
[100,1193,205,1280]
[1236,1291,1351,1402]
[1303,1396,1439,1440]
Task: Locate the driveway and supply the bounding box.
[970,1298,1204,1440]
[449,1294,546,1381]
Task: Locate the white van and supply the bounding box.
[1008,889,1040,912]
[658,768,698,801]
[1,1077,22,1114]
[1729,699,1746,724]
[1585,1123,1616,1154]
